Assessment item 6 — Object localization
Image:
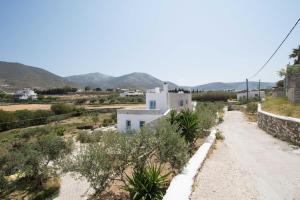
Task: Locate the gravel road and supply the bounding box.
[191,111,300,200]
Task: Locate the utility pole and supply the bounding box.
[246,78,249,102]
[258,79,261,101]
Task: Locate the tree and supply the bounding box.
[278,68,287,78]
[85,86,91,91]
[276,80,284,87]
[66,132,136,193]
[65,119,189,195]
[1,134,72,188]
[289,45,300,64]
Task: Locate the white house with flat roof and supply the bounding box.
[14,88,38,100]
[237,90,265,101]
[117,83,192,132]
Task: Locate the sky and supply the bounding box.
[0,0,299,86]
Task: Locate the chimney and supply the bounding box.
[163,82,168,93]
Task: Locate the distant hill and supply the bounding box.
[0,61,275,92]
[65,73,114,88]
[65,72,178,90]
[0,61,75,90]
[191,81,275,91]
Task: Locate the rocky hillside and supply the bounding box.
[0,61,74,91]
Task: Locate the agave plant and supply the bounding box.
[176,109,199,144]
[124,165,169,200]
[167,109,178,125]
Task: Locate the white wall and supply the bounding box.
[146,91,168,113]
[237,91,265,100]
[168,93,192,111]
[117,113,162,132]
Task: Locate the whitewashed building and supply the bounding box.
[117,83,192,132]
[14,89,38,100]
[237,90,265,101]
[120,90,144,97]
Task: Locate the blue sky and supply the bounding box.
[0,0,299,86]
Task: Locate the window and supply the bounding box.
[139,121,145,128]
[255,94,258,97]
[126,120,131,130]
[179,100,184,107]
[149,100,156,109]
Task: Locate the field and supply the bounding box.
[262,96,300,118]
[0,104,51,111]
[85,103,145,109]
[0,103,145,112]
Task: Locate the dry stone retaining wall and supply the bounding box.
[257,104,300,145]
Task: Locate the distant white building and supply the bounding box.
[14,89,38,100]
[120,90,144,97]
[237,90,265,101]
[117,83,192,132]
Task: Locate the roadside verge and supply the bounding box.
[163,129,217,200]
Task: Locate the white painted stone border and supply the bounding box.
[163,129,217,200]
[258,104,300,123]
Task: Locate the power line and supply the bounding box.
[249,17,300,79]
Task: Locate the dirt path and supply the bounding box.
[191,111,300,200]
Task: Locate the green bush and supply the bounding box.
[124,165,168,200]
[51,103,75,115]
[246,102,258,114]
[196,102,218,134]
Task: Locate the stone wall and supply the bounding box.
[272,87,285,97]
[286,73,300,103]
[257,104,300,145]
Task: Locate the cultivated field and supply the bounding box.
[0,104,51,111]
[0,103,146,112]
[85,104,146,110]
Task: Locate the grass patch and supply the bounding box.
[262,96,300,118]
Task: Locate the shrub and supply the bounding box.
[76,131,101,143]
[215,130,224,140]
[152,120,189,171]
[196,102,217,134]
[246,102,258,114]
[55,126,66,136]
[0,110,16,131]
[124,165,168,200]
[51,103,75,115]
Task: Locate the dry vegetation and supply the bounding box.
[0,104,51,111]
[262,96,300,118]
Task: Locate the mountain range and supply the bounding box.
[0,61,275,91]
[0,61,74,91]
[65,72,178,90]
[191,81,275,91]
